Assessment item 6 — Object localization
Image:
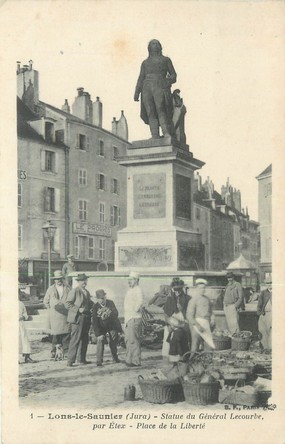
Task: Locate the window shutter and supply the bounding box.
[43,187,48,211]
[97,142,100,155]
[117,181,120,195]
[118,207,121,226]
[54,153,58,173]
[55,188,60,212]
[111,178,114,193]
[110,206,114,226]
[96,174,100,189]
[41,151,46,171]
[86,137,90,151]
[104,176,108,191]
[76,134,80,149]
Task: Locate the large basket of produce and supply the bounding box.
[182,374,220,405]
[231,331,252,351]
[219,384,259,407]
[138,375,184,404]
[212,330,231,350]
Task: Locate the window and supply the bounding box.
[88,237,95,259]
[55,129,64,144]
[98,140,104,156]
[96,173,107,191]
[44,187,55,212]
[18,225,23,250]
[99,238,106,260]
[42,150,55,172]
[76,134,89,151]
[43,187,60,212]
[78,169,87,186]
[18,183,22,207]
[45,122,54,143]
[113,146,118,160]
[74,235,88,259]
[99,202,105,223]
[78,199,87,221]
[110,205,120,226]
[111,178,120,194]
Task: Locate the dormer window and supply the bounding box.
[45,122,54,143]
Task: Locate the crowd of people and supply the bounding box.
[19,263,272,366]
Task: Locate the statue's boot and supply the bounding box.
[160,120,171,138]
[149,119,160,139]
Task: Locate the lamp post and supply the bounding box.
[42,219,57,287]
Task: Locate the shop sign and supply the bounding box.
[73,222,111,237]
[18,170,27,180]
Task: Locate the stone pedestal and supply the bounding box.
[115,137,205,272]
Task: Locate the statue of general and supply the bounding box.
[134,40,177,139]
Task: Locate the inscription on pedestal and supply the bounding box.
[133,173,166,219]
[119,245,172,267]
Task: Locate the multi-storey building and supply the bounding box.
[256,164,272,281]
[18,97,67,289]
[17,61,130,292]
[193,173,260,271]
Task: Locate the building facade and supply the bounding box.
[193,173,260,271]
[17,62,130,292]
[256,164,272,281]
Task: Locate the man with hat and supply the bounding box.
[65,273,93,366]
[257,277,272,352]
[92,289,122,366]
[124,271,144,367]
[163,277,191,362]
[223,272,243,334]
[186,279,215,352]
[43,270,71,358]
[62,254,78,287]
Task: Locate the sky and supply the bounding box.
[2,0,284,220]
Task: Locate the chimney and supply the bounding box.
[62,99,70,113]
[72,88,93,123]
[112,117,117,135]
[93,96,103,128]
[17,60,39,107]
[116,110,128,140]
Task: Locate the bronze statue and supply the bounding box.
[172,89,187,145]
[134,40,177,139]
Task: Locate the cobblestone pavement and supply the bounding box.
[19,340,225,410]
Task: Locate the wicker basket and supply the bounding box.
[182,381,220,405]
[219,389,272,407]
[213,336,231,350]
[219,388,258,407]
[231,333,252,351]
[138,376,184,404]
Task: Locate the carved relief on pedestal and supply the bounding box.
[119,245,172,268]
